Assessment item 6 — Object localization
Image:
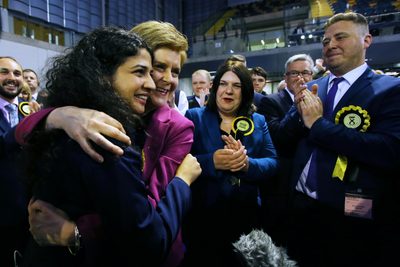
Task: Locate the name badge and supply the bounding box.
[344,192,373,219]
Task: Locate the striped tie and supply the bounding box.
[5,103,18,127]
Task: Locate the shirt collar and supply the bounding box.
[328,63,368,87]
[0,97,18,110]
[32,92,38,101]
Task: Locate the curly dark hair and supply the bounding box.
[206,60,256,116]
[21,27,153,190]
[45,27,152,129]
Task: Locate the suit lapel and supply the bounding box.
[332,68,373,118]
[142,105,170,182]
[204,108,224,150]
[18,98,27,122]
[0,112,10,134]
[316,76,330,106]
[280,90,293,111]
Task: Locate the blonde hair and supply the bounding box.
[131,21,188,67]
[21,81,32,101]
[324,13,369,36]
[192,69,211,82]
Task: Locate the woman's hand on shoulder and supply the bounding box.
[175,154,202,186]
[46,106,131,163]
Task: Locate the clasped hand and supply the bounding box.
[293,77,323,128]
[213,135,249,172]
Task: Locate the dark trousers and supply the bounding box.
[286,191,399,267]
[1,223,30,267]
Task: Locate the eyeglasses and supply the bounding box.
[21,91,29,95]
[286,70,312,77]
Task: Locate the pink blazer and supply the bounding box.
[142,104,194,267]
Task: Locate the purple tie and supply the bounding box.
[324,77,344,119]
[306,77,344,192]
[4,104,18,127]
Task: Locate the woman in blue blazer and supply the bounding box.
[181,61,279,267]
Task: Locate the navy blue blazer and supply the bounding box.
[288,68,400,221]
[185,107,278,206]
[186,107,278,183]
[0,97,30,227]
[182,107,278,264]
[22,132,192,266]
[253,91,265,110]
[258,89,304,158]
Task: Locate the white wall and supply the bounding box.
[0,32,64,89]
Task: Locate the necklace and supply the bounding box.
[223,121,232,124]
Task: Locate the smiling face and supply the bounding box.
[322,20,371,77]
[146,47,181,112]
[284,60,312,95]
[112,49,155,114]
[0,58,23,102]
[216,71,242,117]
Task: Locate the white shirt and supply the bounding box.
[296,63,369,198]
[174,90,188,116]
[32,91,38,101]
[284,87,295,103]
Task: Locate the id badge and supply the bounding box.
[344,190,373,219]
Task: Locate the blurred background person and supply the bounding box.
[19,81,32,101]
[188,69,211,109]
[251,66,268,95]
[23,69,40,101]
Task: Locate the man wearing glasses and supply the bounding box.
[257,54,314,246]
[259,54,314,155]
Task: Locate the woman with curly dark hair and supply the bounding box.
[19,27,200,267]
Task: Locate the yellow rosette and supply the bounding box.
[18,102,31,116]
[231,116,254,140]
[141,149,145,172]
[333,105,370,181]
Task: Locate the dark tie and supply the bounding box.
[4,103,18,127]
[306,77,344,192]
[324,77,344,119]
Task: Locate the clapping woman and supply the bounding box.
[181,60,279,267]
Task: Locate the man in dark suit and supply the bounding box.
[23,69,40,101]
[285,13,400,266]
[251,66,268,110]
[187,69,211,109]
[0,57,31,266]
[259,54,314,156]
[257,54,314,245]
